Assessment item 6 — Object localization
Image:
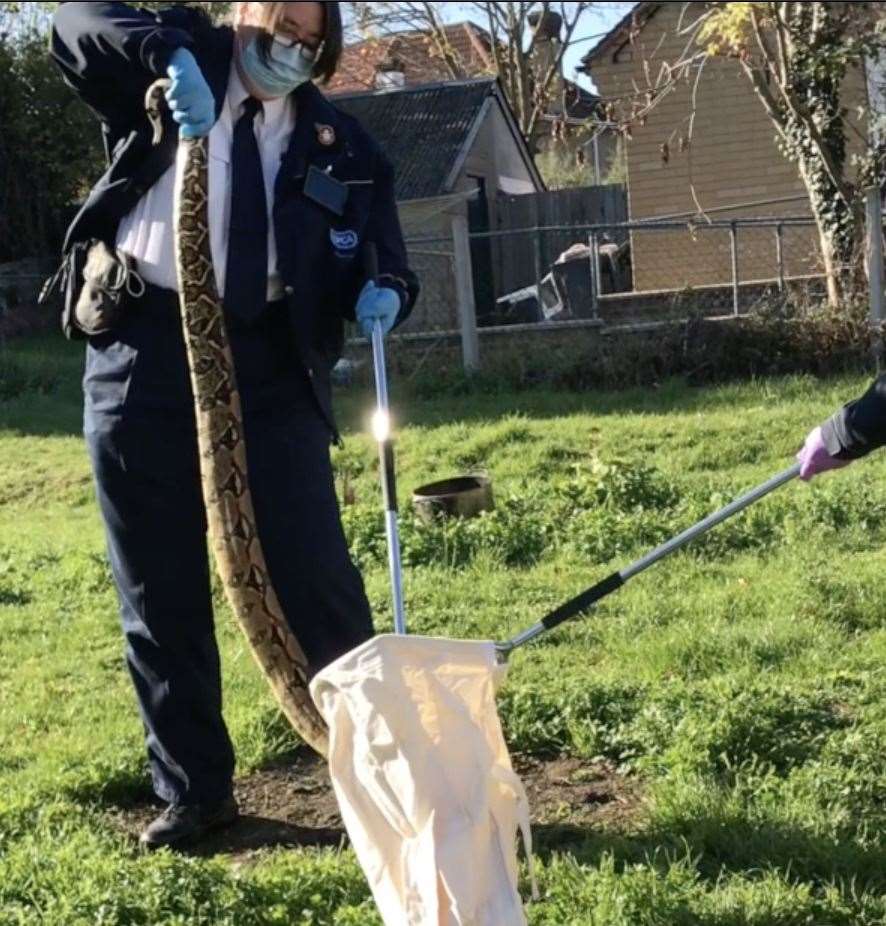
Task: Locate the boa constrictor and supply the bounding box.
[145,80,328,756]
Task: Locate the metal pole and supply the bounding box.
[775,222,785,293]
[730,221,740,316]
[620,464,799,580]
[450,213,480,373]
[594,232,603,301]
[365,242,406,637]
[534,231,544,321]
[589,231,599,318]
[497,463,800,657]
[866,187,884,372]
[371,322,407,637]
[407,217,814,246]
[593,133,601,187]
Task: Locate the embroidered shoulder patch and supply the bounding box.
[330,229,359,252]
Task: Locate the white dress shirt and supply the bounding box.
[116,62,294,301]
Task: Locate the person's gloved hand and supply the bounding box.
[166,48,215,139]
[355,281,401,339]
[796,426,852,482]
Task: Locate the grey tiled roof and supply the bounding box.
[332,79,498,202]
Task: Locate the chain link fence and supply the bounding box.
[396,242,458,334]
[337,249,458,385]
[339,212,833,384]
[594,218,823,322]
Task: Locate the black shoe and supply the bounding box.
[139,795,239,850]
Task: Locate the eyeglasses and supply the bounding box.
[272,30,324,61]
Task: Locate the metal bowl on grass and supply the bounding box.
[412,476,495,523]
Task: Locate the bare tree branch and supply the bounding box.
[747,3,854,208]
[347,1,610,146]
[771,1,791,87]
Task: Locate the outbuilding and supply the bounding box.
[334,78,545,332]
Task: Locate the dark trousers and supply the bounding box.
[83,285,373,805]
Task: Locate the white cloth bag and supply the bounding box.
[310,634,537,926]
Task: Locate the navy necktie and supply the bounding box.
[224,97,267,324]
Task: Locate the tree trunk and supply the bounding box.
[799,159,841,306]
[817,223,843,308]
[799,152,866,307]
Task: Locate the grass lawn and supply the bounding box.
[2,334,886,925]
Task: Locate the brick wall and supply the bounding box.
[328,24,493,95]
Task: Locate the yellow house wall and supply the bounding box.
[588,1,869,292]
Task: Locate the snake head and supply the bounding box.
[145,78,173,147]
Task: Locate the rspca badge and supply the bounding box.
[330,228,359,257]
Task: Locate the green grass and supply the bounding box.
[3,334,886,924]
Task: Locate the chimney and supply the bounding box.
[375,56,406,90]
[529,9,563,40]
[528,10,564,112]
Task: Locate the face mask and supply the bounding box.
[239,35,316,98]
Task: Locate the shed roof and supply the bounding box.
[333,78,541,201]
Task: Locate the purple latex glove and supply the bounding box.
[796,426,851,482]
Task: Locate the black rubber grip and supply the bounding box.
[379,440,398,513]
[540,571,624,632]
[365,241,379,282]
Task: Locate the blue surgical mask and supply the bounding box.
[239,36,316,98]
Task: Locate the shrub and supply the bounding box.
[390,295,881,401]
[0,352,59,401]
[342,457,683,572]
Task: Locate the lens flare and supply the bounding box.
[372,409,391,442]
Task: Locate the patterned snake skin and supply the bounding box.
[145,80,329,756]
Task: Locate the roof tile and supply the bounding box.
[333,79,497,201]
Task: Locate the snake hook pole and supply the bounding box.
[366,244,407,636]
[496,463,801,660]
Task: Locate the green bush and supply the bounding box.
[341,447,886,575]
[0,4,232,261]
[400,296,880,401]
[0,352,59,401]
[0,27,103,260]
[342,457,685,572]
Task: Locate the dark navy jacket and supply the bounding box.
[50,2,419,436]
[822,375,886,460]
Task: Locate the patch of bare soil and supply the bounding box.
[110,749,641,862]
[512,755,642,831]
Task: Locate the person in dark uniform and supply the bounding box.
[50,1,419,849]
[796,376,886,480]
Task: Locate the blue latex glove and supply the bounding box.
[796,426,851,482]
[166,48,215,138]
[356,281,401,339]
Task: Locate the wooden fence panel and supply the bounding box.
[488,185,627,301]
